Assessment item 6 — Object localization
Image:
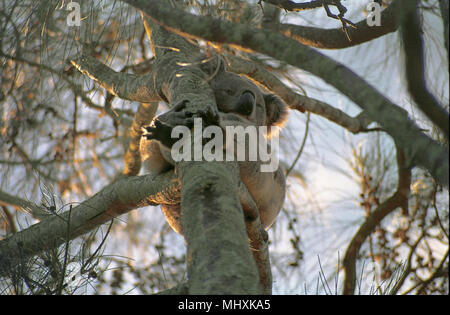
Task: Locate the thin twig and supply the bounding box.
[286,112,310,176]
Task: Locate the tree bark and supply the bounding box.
[179,161,260,294]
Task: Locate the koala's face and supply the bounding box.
[211,72,267,127]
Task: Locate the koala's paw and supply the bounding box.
[185,105,219,127]
[157,100,195,128]
[142,101,194,148]
[142,119,178,148]
[168,99,220,126]
[142,100,220,148]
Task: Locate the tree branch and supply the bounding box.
[69,52,161,103]
[262,0,357,41]
[69,53,161,177]
[400,0,449,138]
[278,0,401,49]
[141,16,261,294]
[342,146,411,295]
[226,54,372,133]
[0,190,46,219]
[121,0,449,187]
[262,0,342,12]
[0,172,178,277]
[178,161,261,294]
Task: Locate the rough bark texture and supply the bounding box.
[180,161,260,294]
[70,52,159,103]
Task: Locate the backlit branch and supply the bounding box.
[278,0,401,49]
[70,52,160,103]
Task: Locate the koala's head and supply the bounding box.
[210,72,288,134]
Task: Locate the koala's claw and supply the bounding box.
[142,127,154,140]
[142,99,220,148]
[142,119,176,147]
[142,123,158,140]
[142,113,195,148]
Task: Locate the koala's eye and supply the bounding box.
[225,88,234,95]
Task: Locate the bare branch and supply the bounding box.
[261,0,356,40]
[262,0,340,12]
[69,52,161,103]
[278,0,401,49]
[342,146,411,295]
[0,190,47,219]
[400,1,449,138]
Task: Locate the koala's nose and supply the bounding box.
[235,90,255,116]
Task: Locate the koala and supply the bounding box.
[140,71,288,235]
[210,72,288,135]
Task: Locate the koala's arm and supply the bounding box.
[139,100,194,175]
[239,160,285,230]
[139,138,173,175]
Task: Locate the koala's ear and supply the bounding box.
[264,94,289,128]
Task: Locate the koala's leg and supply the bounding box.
[161,204,183,235]
[239,161,286,230]
[140,137,182,234]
